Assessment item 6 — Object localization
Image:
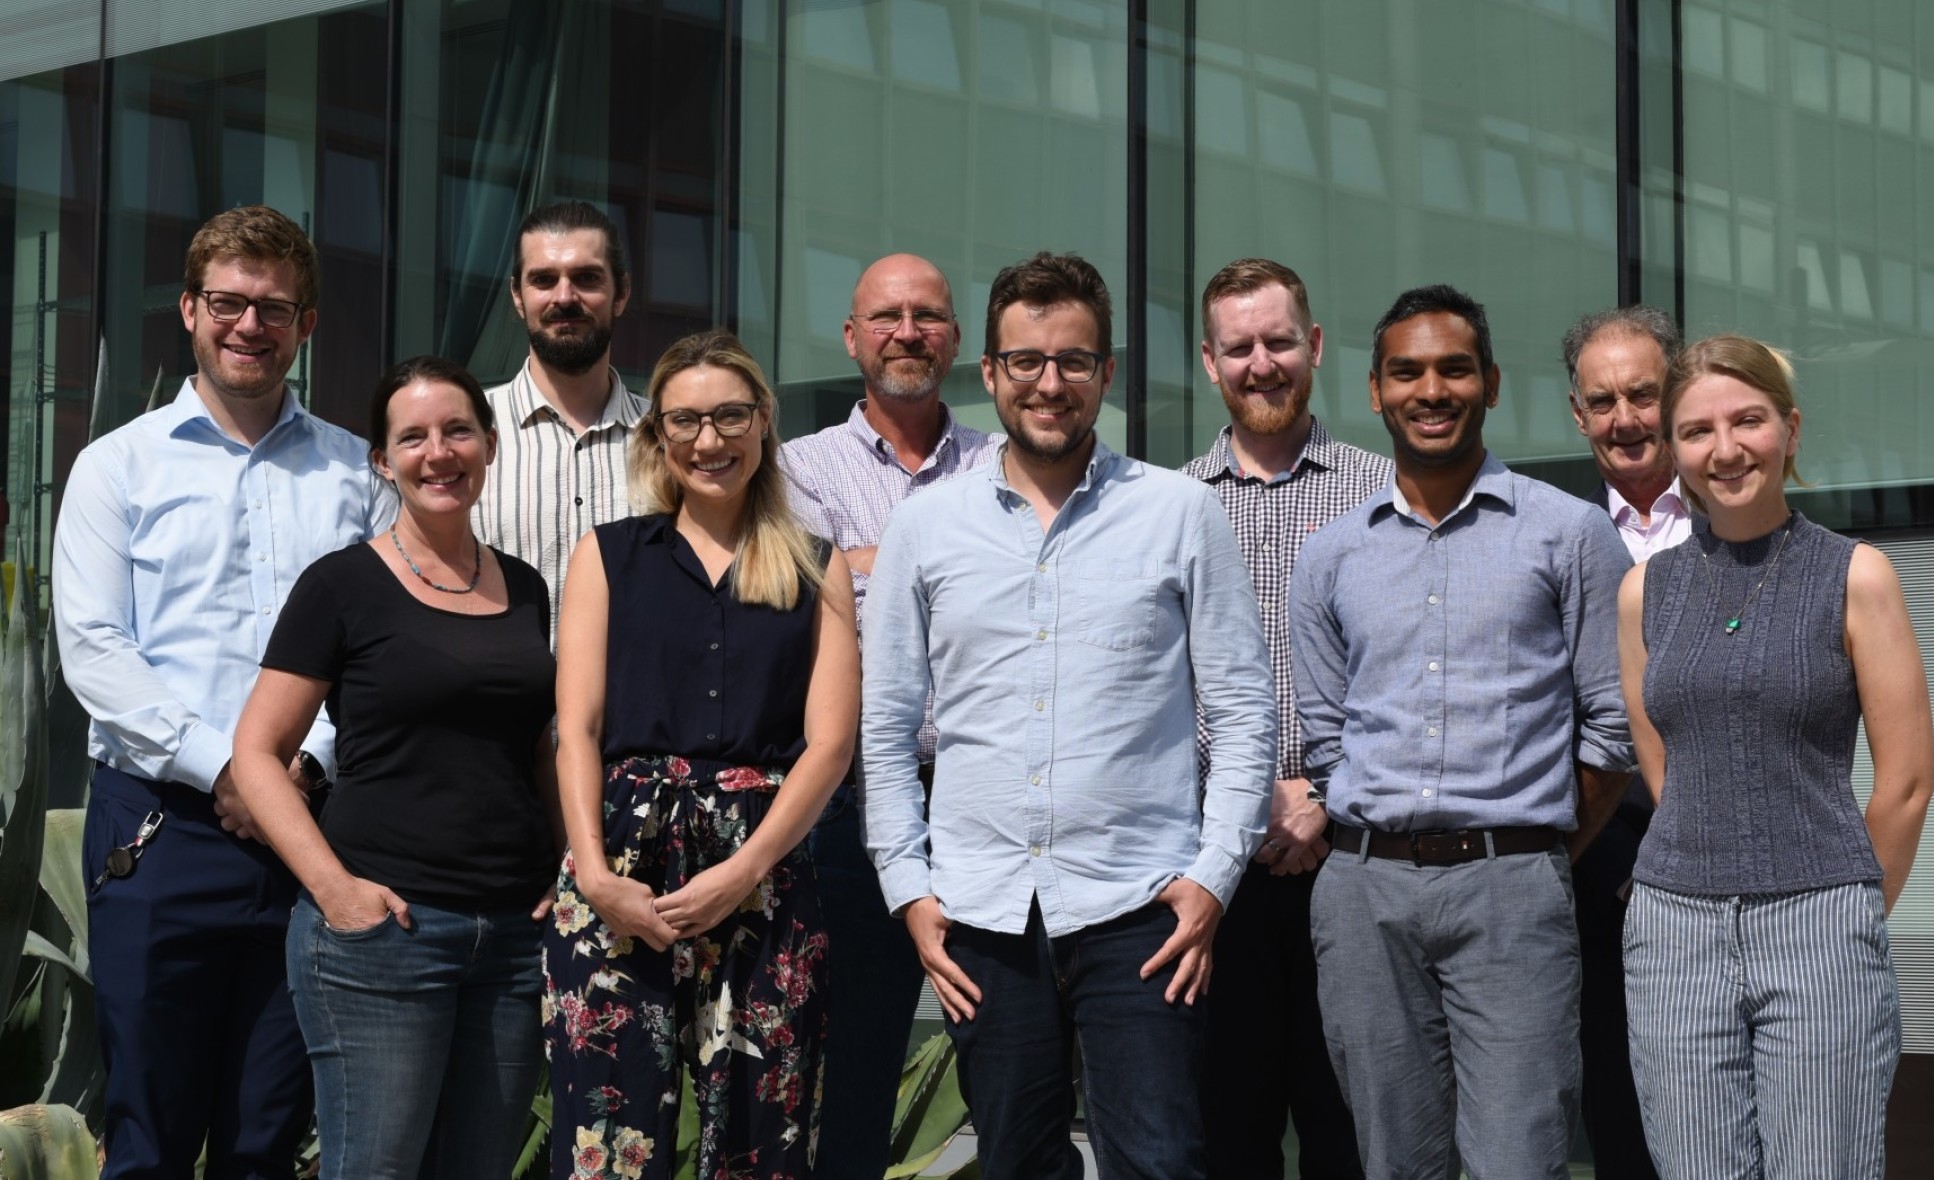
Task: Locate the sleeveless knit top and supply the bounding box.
[596,514,830,772]
[1634,512,1880,895]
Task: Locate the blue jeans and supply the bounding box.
[945,901,1207,1180]
[286,893,546,1180]
[806,783,925,1179]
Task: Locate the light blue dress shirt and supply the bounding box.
[53,379,388,792]
[861,440,1276,937]
[1288,452,1634,832]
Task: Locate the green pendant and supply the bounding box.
[1724,617,1742,635]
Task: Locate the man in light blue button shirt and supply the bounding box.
[53,206,385,1180]
[1288,285,1633,1180]
[863,252,1275,1180]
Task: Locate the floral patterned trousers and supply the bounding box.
[543,755,829,1180]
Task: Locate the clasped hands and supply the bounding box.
[584,862,755,951]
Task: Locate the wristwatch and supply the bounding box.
[1305,785,1327,806]
[294,750,328,792]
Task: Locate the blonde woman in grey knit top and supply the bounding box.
[1614,334,1933,1180]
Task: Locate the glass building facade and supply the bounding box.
[5,0,1934,1159]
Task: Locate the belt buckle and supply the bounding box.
[1408,828,1480,866]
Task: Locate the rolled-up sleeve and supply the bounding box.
[1181,490,1276,908]
[859,506,934,914]
[1565,509,1636,773]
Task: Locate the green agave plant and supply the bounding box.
[2,536,102,1180]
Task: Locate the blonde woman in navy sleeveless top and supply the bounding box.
[1615,335,1933,1179]
[541,329,859,1180]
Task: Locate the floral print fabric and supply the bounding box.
[543,755,829,1180]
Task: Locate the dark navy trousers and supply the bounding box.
[85,764,312,1180]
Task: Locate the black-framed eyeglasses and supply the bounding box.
[655,402,761,443]
[91,811,164,892]
[849,309,955,335]
[193,289,305,329]
[992,349,1106,383]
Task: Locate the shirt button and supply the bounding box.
[1030,775,1041,785]
[260,606,272,615]
[575,496,584,506]
[253,499,263,509]
[1422,788,1434,798]
[1035,630,1047,641]
[710,642,719,650]
[1428,661,1439,672]
[1427,726,1439,737]
[1428,594,1439,605]
[256,552,267,562]
[1033,699,1045,711]
[1037,563,1048,572]
[708,689,719,698]
[1029,845,1042,857]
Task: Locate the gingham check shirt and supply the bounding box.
[782,401,1000,764]
[471,360,646,638]
[1183,420,1392,779]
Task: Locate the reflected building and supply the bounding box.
[4,0,1934,1163]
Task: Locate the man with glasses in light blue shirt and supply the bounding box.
[54,206,386,1180]
[863,251,1275,1180]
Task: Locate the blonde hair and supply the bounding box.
[629,329,824,611]
[1663,333,1806,512]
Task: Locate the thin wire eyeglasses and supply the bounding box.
[991,349,1107,383]
[192,289,305,329]
[656,402,761,443]
[850,309,955,335]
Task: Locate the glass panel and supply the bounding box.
[0,62,100,591]
[101,4,390,434]
[1187,0,1620,469]
[1676,0,1934,509]
[416,0,733,390]
[745,0,1130,446]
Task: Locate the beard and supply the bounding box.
[998,401,1094,463]
[527,315,613,376]
[191,333,287,403]
[1220,378,1310,437]
[865,351,951,403]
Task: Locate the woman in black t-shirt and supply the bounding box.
[543,329,858,1180]
[233,356,559,1180]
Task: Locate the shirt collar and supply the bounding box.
[1377,450,1512,523]
[507,358,642,434]
[988,435,1118,499]
[842,399,963,471]
[163,376,306,447]
[1206,418,1345,484]
[1605,477,1688,525]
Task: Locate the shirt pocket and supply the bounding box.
[1068,558,1162,652]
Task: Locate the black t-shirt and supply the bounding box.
[263,542,557,910]
[597,514,828,770]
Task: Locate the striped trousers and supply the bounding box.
[1624,881,1899,1180]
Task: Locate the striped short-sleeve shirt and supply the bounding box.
[472,359,646,637]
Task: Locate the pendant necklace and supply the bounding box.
[1699,515,1793,636]
[390,524,483,594]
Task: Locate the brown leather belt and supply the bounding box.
[1333,824,1561,866]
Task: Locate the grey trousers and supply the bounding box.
[1309,843,1581,1180]
[1624,881,1900,1180]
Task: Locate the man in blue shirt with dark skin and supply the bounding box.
[1288,284,1633,1180]
[863,251,1276,1180]
[54,206,385,1179]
